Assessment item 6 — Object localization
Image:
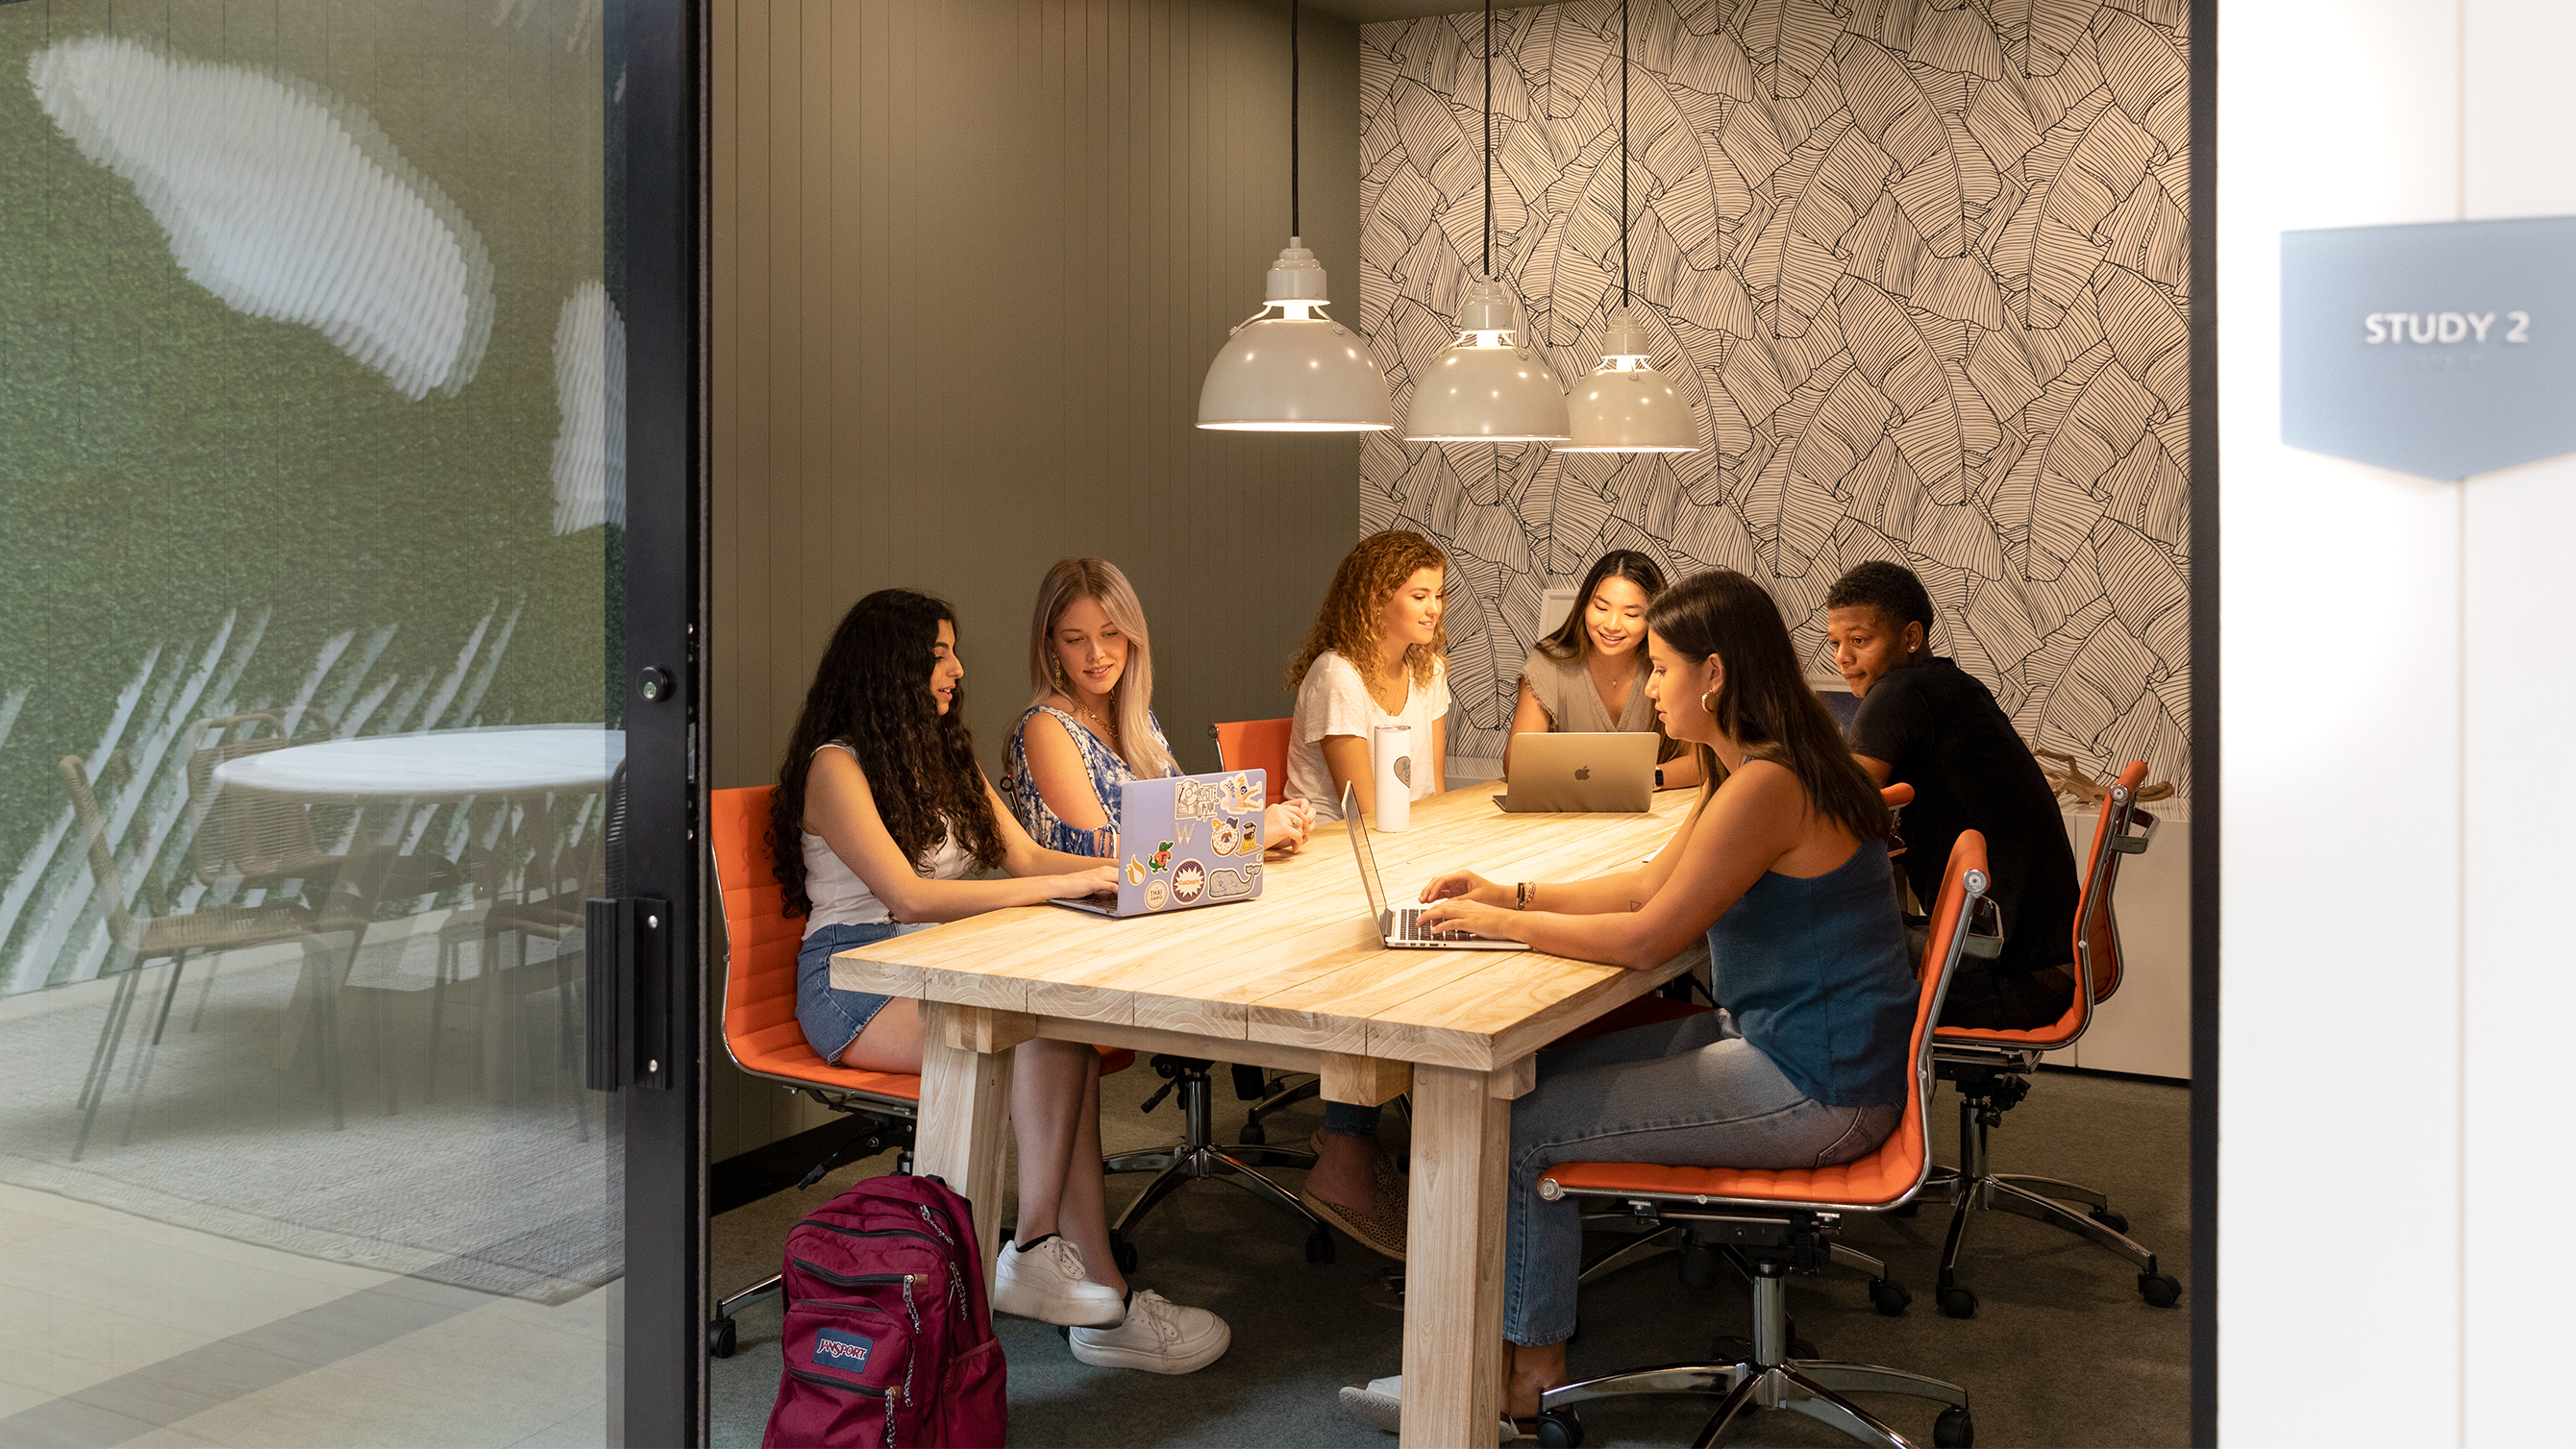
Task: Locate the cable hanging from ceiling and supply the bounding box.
[1400,0,1569,444]
[1559,0,1699,454]
[1197,0,1393,433]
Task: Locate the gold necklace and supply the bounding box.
[1065,694,1116,739]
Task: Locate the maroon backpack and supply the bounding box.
[762,1174,1006,1449]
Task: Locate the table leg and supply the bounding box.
[1400,1062,1510,1447]
[912,1001,1019,1282]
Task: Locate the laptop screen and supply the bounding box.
[1341,784,1389,921]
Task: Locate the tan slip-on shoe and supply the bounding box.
[1299,1130,1408,1262]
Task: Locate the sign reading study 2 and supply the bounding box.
[2282,215,2576,479]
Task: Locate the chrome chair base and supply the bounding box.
[1539,1273,1969,1449]
[1926,1080,2179,1313]
[1103,1057,1327,1244]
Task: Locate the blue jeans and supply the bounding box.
[796,921,928,1062]
[1501,1010,1900,1347]
[1323,1102,1382,1138]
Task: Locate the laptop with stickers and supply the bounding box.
[1051,769,1269,918]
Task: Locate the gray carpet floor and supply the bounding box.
[711,1062,2189,1447]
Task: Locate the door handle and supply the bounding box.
[585,896,671,1091]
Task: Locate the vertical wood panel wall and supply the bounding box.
[708,0,1363,1160]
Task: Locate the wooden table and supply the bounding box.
[833,784,1704,1445]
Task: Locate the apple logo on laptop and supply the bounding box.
[1574,766,1591,780]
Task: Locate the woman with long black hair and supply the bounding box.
[773,588,1230,1375]
[1343,569,1918,1431]
[1504,548,1697,788]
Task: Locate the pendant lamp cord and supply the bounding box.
[1621,0,1630,307]
[1290,0,1300,237]
[1483,0,1494,282]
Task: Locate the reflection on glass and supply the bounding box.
[0,2,620,1441]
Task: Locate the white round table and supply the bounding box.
[211,725,626,801]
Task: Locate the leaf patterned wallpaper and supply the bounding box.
[1354,0,2191,805]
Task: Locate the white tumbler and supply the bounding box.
[1372,723,1412,832]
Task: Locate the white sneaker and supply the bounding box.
[991,1236,1125,1327]
[1067,1289,1230,1374]
[1337,1375,1524,1441]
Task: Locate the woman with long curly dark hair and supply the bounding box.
[1278,529,1450,1265]
[1347,570,1914,1432]
[774,590,1115,1076]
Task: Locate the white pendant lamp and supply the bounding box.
[1197,1,1392,433]
[1401,0,1570,444]
[1560,0,1699,454]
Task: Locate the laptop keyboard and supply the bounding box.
[1392,907,1486,943]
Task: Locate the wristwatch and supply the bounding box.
[1654,767,1665,788]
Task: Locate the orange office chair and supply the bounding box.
[1528,832,1993,1449]
[1922,761,2179,1317]
[706,785,1137,1355]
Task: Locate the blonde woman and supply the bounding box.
[1003,556,1312,858]
[1279,528,1450,1262]
[994,558,1310,1375]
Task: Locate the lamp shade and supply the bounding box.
[1557,309,1701,454]
[1401,278,1570,442]
[1198,240,1393,431]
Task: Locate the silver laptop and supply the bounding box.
[1342,784,1528,951]
[1052,770,1269,918]
[1492,732,1657,813]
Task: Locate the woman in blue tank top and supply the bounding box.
[1355,569,1919,1433]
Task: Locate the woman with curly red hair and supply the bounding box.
[1280,528,1450,1262]
[1283,528,1451,824]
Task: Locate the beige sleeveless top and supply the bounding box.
[1519,648,1676,757]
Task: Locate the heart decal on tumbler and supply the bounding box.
[1391,756,1412,787]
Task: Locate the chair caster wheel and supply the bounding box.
[2139,1272,2181,1308]
[1933,1406,1973,1447]
[1870,1278,1912,1317]
[1938,1285,1978,1319]
[707,1317,737,1359]
[1535,1408,1585,1447]
[1304,1227,1336,1264]
[1238,1121,1267,1145]
[1109,1230,1139,1274]
[2090,1207,2129,1234]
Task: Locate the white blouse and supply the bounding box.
[1287,651,1449,823]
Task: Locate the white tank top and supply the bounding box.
[801,742,978,932]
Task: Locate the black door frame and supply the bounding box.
[615,0,707,1443]
[2187,0,2217,1441]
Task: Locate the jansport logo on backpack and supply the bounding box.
[763,1174,1006,1449]
[812,1329,874,1369]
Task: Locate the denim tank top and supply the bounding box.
[1707,841,1917,1109]
[1001,706,1175,857]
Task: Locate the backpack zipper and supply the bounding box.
[786,1365,901,1446]
[788,1261,923,1331]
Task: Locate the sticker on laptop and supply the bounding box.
[1127,857,1148,884]
[1145,881,1169,910]
[1171,860,1206,904]
[1149,842,1174,872]
[1208,865,1259,900]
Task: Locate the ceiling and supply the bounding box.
[1308,1,1556,23]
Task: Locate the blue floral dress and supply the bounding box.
[1001,705,1177,857]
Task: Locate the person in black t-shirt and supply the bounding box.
[1824,562,2078,1030]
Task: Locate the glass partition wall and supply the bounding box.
[0,2,692,1441]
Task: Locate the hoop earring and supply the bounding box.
[1699,688,1720,718]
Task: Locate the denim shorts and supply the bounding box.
[796,920,929,1063]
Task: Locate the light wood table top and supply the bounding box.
[834,783,1707,1447]
[832,784,1703,1072]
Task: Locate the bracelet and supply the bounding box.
[1516,881,1535,911]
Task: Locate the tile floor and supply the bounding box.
[0,1182,607,1447]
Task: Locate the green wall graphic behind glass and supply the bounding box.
[0,5,612,996]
